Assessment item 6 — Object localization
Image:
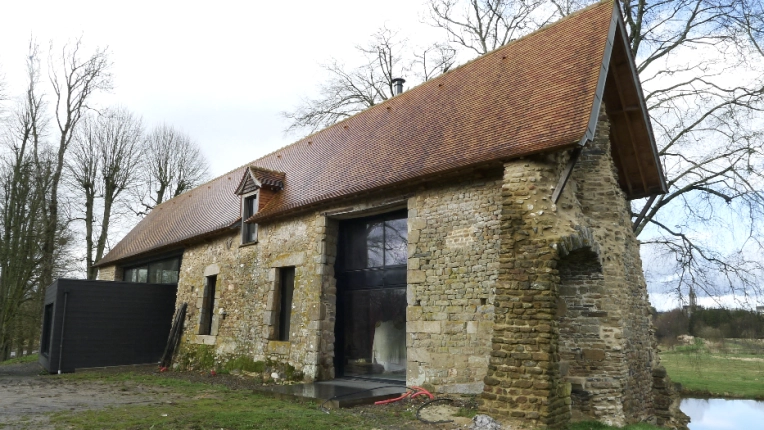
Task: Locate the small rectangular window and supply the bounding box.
[199,275,217,335]
[41,304,54,356]
[242,193,258,243]
[278,267,295,341]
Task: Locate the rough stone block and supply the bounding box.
[268,340,291,355]
[583,349,606,361]
[409,270,426,283]
[467,321,479,334]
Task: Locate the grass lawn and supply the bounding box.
[48,371,417,430]
[660,345,764,399]
[49,372,669,430]
[0,353,38,365]
[51,390,380,430]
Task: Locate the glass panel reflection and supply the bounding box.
[123,256,180,284]
[384,218,407,266]
[342,288,406,381]
[366,222,385,268]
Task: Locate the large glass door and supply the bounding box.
[335,211,407,381]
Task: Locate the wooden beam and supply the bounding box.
[609,113,635,197]
[552,147,582,204]
[608,105,641,115]
[610,66,649,195]
[632,194,657,232]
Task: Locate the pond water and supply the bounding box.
[681,398,764,430]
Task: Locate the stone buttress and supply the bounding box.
[482,108,687,429]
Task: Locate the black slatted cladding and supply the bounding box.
[39,279,177,373]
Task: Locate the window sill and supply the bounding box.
[193,335,217,345]
[267,340,291,355]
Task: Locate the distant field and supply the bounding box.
[660,339,764,399]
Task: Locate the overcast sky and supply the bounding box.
[0,0,440,177]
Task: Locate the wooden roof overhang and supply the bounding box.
[602,3,667,199]
[554,1,667,202]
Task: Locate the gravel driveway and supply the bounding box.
[0,362,183,429]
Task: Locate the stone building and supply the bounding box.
[96,1,686,428]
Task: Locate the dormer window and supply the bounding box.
[234,166,285,246]
[242,192,258,244]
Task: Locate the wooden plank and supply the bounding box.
[632,195,657,232]
[552,147,582,204]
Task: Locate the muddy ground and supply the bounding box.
[0,362,479,429]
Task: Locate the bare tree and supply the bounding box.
[139,124,209,213]
[427,0,555,55]
[427,0,764,306]
[283,27,455,135]
[0,46,48,360]
[40,38,112,290]
[68,107,143,279]
[622,0,764,306]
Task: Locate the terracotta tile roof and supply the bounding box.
[250,167,286,191]
[99,1,650,267]
[246,0,616,220]
[97,168,245,266]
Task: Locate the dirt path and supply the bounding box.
[0,362,186,429]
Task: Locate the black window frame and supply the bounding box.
[199,274,217,336]
[242,192,259,244]
[336,210,408,290]
[122,254,182,284]
[276,267,295,341]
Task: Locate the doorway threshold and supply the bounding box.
[255,378,407,408]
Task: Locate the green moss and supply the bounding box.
[175,344,216,371]
[174,345,304,381]
[223,356,265,373]
[454,407,478,418]
[283,363,303,381]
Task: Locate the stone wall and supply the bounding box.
[557,247,610,421]
[566,109,656,425]
[482,153,572,428]
[96,264,121,281]
[481,108,676,428]
[172,212,333,381]
[406,172,503,393]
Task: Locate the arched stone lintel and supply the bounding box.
[552,226,601,263]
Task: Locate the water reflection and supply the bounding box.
[681,398,764,430]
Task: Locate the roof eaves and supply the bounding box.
[611,2,668,194]
[247,140,579,224]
